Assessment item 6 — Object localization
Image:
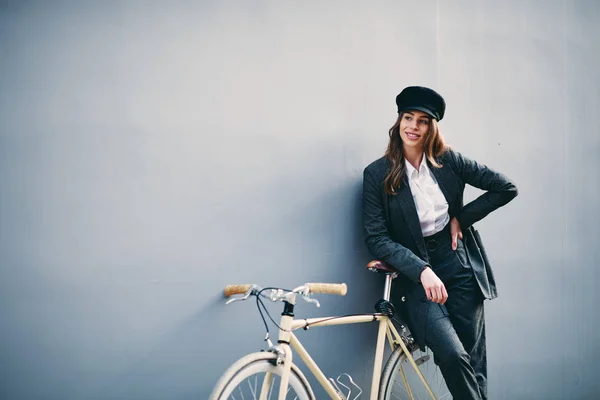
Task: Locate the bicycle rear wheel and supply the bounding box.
[209,352,314,400]
[379,346,451,399]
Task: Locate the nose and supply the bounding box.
[409,119,419,130]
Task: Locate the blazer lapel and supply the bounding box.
[394,176,428,260]
[428,159,459,216]
[428,160,451,202]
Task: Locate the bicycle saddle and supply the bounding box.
[367,260,398,274]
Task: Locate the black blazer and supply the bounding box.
[363,149,518,300]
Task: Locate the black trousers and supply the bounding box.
[403,226,487,400]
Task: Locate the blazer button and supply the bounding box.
[401,296,406,302]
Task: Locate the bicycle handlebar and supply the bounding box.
[223,283,347,298]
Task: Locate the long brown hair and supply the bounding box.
[383,112,449,194]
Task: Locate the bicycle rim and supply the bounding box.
[380,346,451,400]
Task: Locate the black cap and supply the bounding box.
[395,86,446,121]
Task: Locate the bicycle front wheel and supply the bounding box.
[209,352,314,400]
[379,346,451,400]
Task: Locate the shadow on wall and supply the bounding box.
[87,178,384,400]
[86,292,224,400]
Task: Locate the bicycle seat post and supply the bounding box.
[382,273,397,302]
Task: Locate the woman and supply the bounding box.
[363,86,518,400]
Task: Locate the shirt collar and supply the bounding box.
[404,155,428,179]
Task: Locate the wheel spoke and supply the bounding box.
[236,385,245,400]
[380,347,451,400]
[398,363,414,400]
[247,375,257,399]
[245,375,256,399]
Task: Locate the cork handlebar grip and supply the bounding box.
[306,283,347,296]
[223,284,252,297]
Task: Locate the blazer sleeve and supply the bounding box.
[363,167,428,283]
[451,150,519,230]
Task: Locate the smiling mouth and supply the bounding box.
[405,132,421,140]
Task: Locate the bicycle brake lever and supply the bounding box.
[225,297,246,305]
[301,295,320,308]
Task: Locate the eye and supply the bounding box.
[419,119,429,125]
[404,115,412,121]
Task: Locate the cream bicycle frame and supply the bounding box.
[269,275,438,400]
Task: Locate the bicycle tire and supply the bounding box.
[379,346,451,400]
[209,351,315,400]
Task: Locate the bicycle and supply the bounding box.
[209,261,450,400]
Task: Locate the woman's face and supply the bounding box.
[399,110,432,151]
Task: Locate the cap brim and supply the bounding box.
[399,106,438,120]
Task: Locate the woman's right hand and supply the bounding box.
[420,267,448,304]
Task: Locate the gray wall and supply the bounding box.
[1,1,599,399]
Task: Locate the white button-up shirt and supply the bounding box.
[405,157,450,237]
